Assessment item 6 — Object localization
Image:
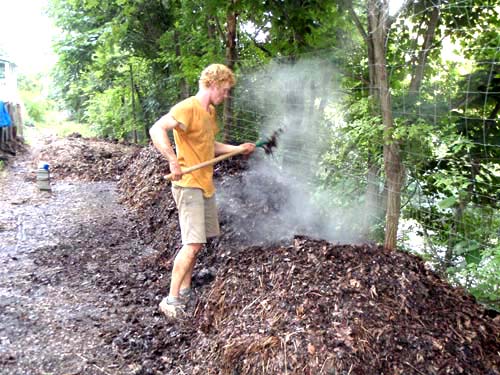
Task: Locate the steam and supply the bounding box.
[218,59,379,245]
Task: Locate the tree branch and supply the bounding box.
[241,31,273,57]
[347,2,368,43]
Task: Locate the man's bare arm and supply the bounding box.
[214,141,256,156]
[149,113,183,180]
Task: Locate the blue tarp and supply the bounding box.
[0,101,12,127]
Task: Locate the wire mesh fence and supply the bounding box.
[209,2,500,308]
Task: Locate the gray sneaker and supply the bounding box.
[179,288,192,304]
[159,296,185,318]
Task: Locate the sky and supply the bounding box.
[0,0,57,75]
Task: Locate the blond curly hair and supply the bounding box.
[199,64,236,89]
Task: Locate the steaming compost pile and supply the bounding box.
[118,145,316,255]
[117,144,500,374]
[117,144,294,295]
[1,135,499,374]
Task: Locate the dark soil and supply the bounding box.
[0,135,499,375]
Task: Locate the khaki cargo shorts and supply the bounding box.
[171,185,220,245]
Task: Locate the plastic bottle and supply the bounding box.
[36,162,51,191]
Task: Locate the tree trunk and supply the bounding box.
[368,0,402,250]
[223,2,238,143]
[207,15,217,40]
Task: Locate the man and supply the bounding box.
[149,64,255,318]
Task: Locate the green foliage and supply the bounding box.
[318,98,383,208]
[450,245,500,311]
[46,0,500,309]
[24,100,48,124]
[48,0,357,139]
[18,74,53,125]
[23,114,98,141]
[404,59,500,278]
[84,87,128,138]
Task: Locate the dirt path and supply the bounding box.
[0,148,163,374]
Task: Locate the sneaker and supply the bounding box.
[159,296,185,318]
[179,288,192,304]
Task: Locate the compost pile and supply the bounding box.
[183,238,500,375]
[14,136,498,374]
[33,133,140,182]
[114,144,500,374]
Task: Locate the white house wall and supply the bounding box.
[0,59,21,104]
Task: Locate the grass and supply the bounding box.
[23,110,98,146]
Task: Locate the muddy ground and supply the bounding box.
[0,135,499,375]
[0,137,161,374]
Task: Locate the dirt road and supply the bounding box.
[0,147,166,374]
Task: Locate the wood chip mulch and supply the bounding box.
[32,136,500,374]
[116,144,499,375]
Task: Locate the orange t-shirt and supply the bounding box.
[169,96,218,198]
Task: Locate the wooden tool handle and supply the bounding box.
[165,148,245,181]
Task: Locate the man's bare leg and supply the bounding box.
[169,243,202,298]
[180,260,196,291]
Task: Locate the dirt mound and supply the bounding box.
[188,238,499,374]
[33,134,140,182]
[114,143,500,374]
[14,136,498,374]
[94,234,499,374]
